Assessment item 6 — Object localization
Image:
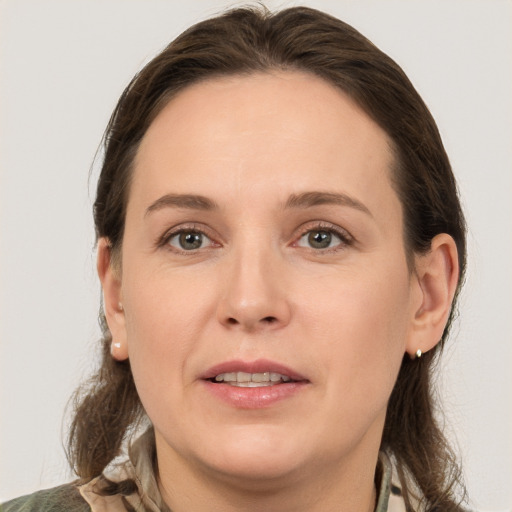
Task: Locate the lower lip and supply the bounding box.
[201,380,308,409]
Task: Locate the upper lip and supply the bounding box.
[200,359,308,382]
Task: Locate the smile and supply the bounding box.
[201,359,309,408]
[213,372,293,387]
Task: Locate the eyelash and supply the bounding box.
[157,222,354,254]
[157,223,218,254]
[294,222,354,253]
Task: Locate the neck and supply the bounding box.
[156,437,381,512]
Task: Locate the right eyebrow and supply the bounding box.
[145,194,219,217]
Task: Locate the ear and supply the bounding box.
[406,233,460,358]
[97,237,128,361]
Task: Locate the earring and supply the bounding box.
[409,349,422,360]
[111,341,122,357]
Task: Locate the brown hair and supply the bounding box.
[68,6,467,511]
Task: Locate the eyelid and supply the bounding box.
[292,221,354,249]
[156,220,354,253]
[157,223,220,251]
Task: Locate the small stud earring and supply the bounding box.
[110,342,121,357]
[415,349,422,359]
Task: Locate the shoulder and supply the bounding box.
[1,484,90,512]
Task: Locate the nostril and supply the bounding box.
[224,316,278,327]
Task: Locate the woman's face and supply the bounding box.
[106,72,425,486]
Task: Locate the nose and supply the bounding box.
[216,244,292,332]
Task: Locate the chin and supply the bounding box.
[194,425,310,483]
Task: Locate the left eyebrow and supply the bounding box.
[145,193,219,217]
[284,191,373,217]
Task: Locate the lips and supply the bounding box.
[200,359,309,408]
[201,359,307,383]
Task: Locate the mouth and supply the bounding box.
[201,359,307,386]
[200,359,309,407]
[208,371,296,387]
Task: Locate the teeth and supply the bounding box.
[215,372,235,382]
[251,372,269,383]
[237,372,251,382]
[213,372,294,386]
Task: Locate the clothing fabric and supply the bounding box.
[0,467,407,511]
[1,477,406,512]
[1,446,407,511]
[79,452,407,511]
[1,484,90,512]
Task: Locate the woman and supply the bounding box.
[2,5,467,512]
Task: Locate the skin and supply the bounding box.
[98,71,459,512]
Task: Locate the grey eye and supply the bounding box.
[298,230,342,249]
[168,231,210,250]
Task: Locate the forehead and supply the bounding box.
[131,71,397,215]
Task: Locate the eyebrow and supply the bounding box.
[145,194,219,216]
[144,190,371,217]
[284,191,372,216]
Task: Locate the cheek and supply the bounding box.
[123,261,218,340]
[302,260,411,341]
[121,267,218,406]
[300,262,411,398]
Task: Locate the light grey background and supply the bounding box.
[1,1,511,510]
